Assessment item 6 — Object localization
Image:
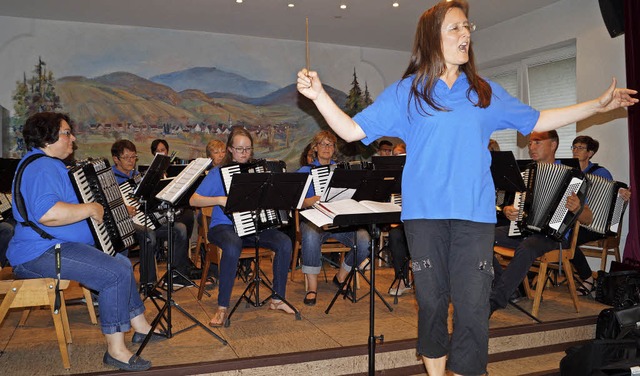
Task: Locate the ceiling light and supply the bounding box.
[236,0,242,3]
[288,3,295,7]
[340,4,347,9]
[392,2,399,7]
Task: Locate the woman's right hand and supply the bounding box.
[297,69,324,101]
[88,203,104,224]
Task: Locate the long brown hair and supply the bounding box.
[222,126,254,165]
[402,0,491,115]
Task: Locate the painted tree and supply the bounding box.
[344,68,365,117]
[9,57,63,155]
[339,68,376,160]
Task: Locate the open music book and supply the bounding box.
[301,199,401,228]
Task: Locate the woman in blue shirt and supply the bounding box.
[7,112,163,371]
[296,1,637,375]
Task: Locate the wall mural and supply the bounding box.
[5,54,376,170]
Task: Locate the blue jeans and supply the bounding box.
[299,220,370,275]
[208,225,292,307]
[13,243,145,335]
[135,220,190,285]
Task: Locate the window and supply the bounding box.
[482,45,577,159]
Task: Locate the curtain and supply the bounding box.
[623,0,640,261]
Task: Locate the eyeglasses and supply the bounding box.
[118,154,138,161]
[570,145,588,151]
[446,21,476,34]
[59,130,73,137]
[317,142,335,149]
[231,147,253,154]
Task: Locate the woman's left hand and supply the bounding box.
[597,77,639,113]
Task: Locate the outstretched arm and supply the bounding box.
[297,69,367,142]
[534,78,638,133]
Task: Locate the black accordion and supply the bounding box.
[515,162,589,241]
[68,158,137,256]
[119,178,167,230]
[219,159,288,237]
[581,174,628,237]
[0,193,11,221]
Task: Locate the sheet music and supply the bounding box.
[155,158,211,204]
[302,199,401,228]
[297,175,313,209]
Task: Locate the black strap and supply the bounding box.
[12,153,54,240]
[13,153,64,314]
[585,163,602,175]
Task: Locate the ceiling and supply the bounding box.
[0,0,563,52]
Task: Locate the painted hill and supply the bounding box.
[150,67,279,98]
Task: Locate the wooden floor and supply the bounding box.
[0,255,608,375]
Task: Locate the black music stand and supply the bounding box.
[317,168,402,376]
[136,161,226,356]
[131,155,171,297]
[223,172,310,327]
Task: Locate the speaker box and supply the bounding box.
[599,0,625,38]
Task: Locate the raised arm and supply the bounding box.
[297,69,367,143]
[533,78,638,133]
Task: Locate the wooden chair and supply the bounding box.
[290,209,352,286]
[494,221,581,318]
[196,207,272,301]
[579,215,625,272]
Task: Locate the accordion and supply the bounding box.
[310,164,339,198]
[220,159,288,237]
[515,162,589,241]
[580,174,628,236]
[0,193,11,221]
[119,178,167,230]
[68,158,137,256]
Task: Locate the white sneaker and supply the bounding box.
[388,285,411,296]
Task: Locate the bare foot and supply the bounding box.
[269,300,295,314]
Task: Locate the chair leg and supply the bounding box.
[82,287,98,325]
[563,256,580,313]
[18,309,31,326]
[197,251,214,301]
[47,285,72,369]
[531,262,548,318]
[291,243,300,282]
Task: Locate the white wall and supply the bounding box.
[473,0,630,265]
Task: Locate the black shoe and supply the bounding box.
[132,330,167,344]
[304,291,317,306]
[103,351,151,371]
[508,288,524,304]
[171,273,194,288]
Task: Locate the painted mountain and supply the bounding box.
[150,67,279,98]
[50,67,347,166]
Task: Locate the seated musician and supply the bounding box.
[110,140,193,289]
[392,142,406,156]
[376,139,394,156]
[0,217,15,267]
[206,139,227,168]
[189,126,295,327]
[299,142,314,168]
[569,135,630,294]
[490,130,594,316]
[7,112,163,371]
[296,130,370,306]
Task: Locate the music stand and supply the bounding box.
[320,168,402,376]
[223,172,310,326]
[137,158,225,356]
[491,151,526,193]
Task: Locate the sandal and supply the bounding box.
[303,291,317,306]
[208,307,228,327]
[269,300,295,314]
[577,280,596,297]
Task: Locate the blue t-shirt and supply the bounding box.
[353,73,539,223]
[7,149,95,266]
[194,166,233,229]
[112,165,139,185]
[583,162,613,180]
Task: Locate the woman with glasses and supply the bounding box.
[296,1,637,374]
[7,112,162,371]
[189,127,295,327]
[295,130,370,306]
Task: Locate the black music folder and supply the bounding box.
[0,158,20,193]
[134,154,171,200]
[224,172,311,215]
[372,155,405,170]
[320,168,402,203]
[491,151,526,192]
